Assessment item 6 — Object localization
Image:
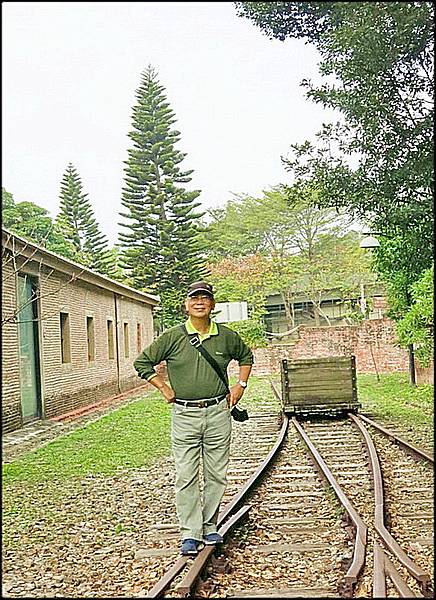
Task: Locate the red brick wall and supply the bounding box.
[229,318,409,376]
[415,360,434,385]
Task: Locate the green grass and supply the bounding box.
[2,374,433,487]
[1,374,433,546]
[357,372,433,447]
[2,393,171,485]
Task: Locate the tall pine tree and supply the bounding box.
[56,163,116,278]
[119,66,206,327]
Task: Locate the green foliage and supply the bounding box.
[2,187,77,257]
[205,185,375,327]
[395,266,434,366]
[119,66,206,326]
[235,2,434,318]
[225,318,268,348]
[56,164,116,277]
[209,253,275,321]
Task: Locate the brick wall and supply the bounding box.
[229,318,409,376]
[1,261,22,432]
[415,360,434,385]
[118,295,154,392]
[2,252,156,432]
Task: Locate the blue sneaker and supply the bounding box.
[203,532,223,545]
[180,538,204,555]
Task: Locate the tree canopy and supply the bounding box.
[235,1,434,320]
[2,187,76,257]
[119,66,206,327]
[56,163,116,277]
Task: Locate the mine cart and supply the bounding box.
[280,355,360,416]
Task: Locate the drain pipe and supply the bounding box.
[113,292,121,394]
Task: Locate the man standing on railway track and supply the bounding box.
[134,281,253,555]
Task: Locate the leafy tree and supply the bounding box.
[204,185,367,327]
[292,231,377,326]
[235,1,434,317]
[395,266,433,366]
[56,163,116,277]
[119,66,206,328]
[2,187,76,257]
[208,254,273,348]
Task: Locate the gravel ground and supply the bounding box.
[2,386,433,598]
[2,395,283,598]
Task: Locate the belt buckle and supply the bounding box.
[198,400,207,408]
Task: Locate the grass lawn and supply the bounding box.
[2,394,172,485]
[357,372,434,449]
[2,373,433,487]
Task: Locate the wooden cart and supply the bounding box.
[280,355,360,416]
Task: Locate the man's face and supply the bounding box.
[185,294,215,318]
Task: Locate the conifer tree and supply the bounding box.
[56,163,116,278]
[119,66,206,327]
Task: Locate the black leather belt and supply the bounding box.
[174,394,226,408]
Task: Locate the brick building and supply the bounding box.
[2,228,159,433]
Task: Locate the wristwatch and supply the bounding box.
[238,380,248,388]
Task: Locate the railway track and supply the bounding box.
[141,388,433,598]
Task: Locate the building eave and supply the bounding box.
[2,228,160,307]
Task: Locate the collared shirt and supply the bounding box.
[134,320,253,400]
[185,318,218,342]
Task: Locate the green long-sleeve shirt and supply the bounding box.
[133,321,253,400]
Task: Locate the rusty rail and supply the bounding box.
[146,411,289,598]
[291,417,367,586]
[373,542,387,598]
[350,413,430,587]
[173,413,289,597]
[175,505,251,596]
[358,413,434,463]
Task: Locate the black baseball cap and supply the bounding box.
[187,281,214,298]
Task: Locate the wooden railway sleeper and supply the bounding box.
[146,413,289,598]
[291,417,367,588]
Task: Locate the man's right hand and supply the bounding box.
[149,375,176,403]
[159,384,176,403]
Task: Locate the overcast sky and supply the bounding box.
[2,1,339,245]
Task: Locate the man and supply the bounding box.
[134,281,253,555]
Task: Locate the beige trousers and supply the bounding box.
[171,398,232,541]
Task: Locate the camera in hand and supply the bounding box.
[230,406,249,422]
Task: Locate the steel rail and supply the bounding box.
[383,552,417,598]
[269,379,281,402]
[144,506,249,600]
[358,413,434,463]
[175,505,251,596]
[291,417,367,585]
[216,411,289,524]
[373,542,387,598]
[349,413,430,585]
[145,412,289,598]
[174,414,290,597]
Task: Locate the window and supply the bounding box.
[123,322,130,358]
[60,312,71,363]
[107,320,115,359]
[87,317,95,362]
[136,323,142,353]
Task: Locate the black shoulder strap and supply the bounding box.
[180,325,229,393]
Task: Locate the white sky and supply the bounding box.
[2,1,340,246]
